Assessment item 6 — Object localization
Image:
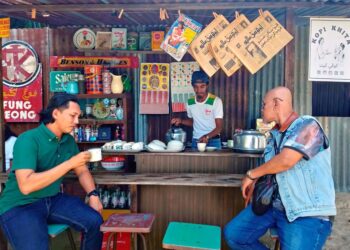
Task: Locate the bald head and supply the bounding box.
[265,86,293,109]
[262,86,294,124]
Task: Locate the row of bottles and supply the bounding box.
[73,125,98,142]
[97,185,131,209]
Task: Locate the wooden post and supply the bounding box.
[0,36,8,250]
[284,8,295,93]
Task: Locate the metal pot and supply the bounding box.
[165,126,187,143]
[232,130,266,153]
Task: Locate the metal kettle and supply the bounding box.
[232,130,266,153]
[165,126,187,143]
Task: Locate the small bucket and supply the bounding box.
[84,65,103,94]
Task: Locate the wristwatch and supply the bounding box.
[87,189,99,197]
[246,170,256,180]
[205,135,210,140]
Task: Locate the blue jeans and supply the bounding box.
[0,193,103,250]
[224,204,332,250]
[192,138,222,149]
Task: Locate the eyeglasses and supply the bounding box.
[261,97,283,109]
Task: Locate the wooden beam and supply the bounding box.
[0,2,342,13]
[0,35,7,250]
[284,8,296,94]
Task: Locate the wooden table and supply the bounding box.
[100,213,155,250]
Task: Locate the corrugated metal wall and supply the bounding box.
[294,24,350,192]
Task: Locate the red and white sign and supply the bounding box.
[2,40,43,122]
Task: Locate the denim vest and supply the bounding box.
[264,116,336,222]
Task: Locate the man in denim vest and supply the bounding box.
[224,86,336,249]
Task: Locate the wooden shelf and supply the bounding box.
[77,141,108,144]
[79,119,125,125]
[77,49,165,54]
[76,93,126,99]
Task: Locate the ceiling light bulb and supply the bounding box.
[42,12,50,17]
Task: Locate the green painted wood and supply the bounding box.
[163,222,221,250]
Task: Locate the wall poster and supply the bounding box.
[309,17,350,82]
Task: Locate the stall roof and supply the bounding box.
[1,0,350,28]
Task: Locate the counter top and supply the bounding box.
[0,172,243,187]
[103,148,262,158]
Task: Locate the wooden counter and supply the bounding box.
[0,150,260,250]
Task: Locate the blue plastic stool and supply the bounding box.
[48,224,76,250]
[163,221,221,250]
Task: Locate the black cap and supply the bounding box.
[191,70,209,85]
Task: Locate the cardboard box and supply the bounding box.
[151,31,164,51]
[112,28,127,50]
[139,32,151,50]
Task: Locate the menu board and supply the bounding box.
[210,14,250,77]
[189,13,229,77]
[139,63,170,114]
[229,10,293,74]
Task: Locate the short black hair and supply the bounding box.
[5,124,16,141]
[191,70,209,85]
[39,93,79,124]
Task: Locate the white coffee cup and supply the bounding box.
[88,148,102,162]
[197,142,207,152]
[227,139,234,148]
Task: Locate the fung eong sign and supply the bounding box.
[2,40,43,122]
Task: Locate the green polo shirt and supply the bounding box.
[0,123,79,215]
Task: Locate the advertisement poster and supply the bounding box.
[2,40,43,122]
[309,18,350,82]
[161,14,202,61]
[170,62,199,112]
[139,63,169,114]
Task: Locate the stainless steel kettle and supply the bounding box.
[165,126,187,143]
[232,130,266,153]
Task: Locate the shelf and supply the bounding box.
[76,93,126,99]
[78,49,165,54]
[77,141,108,144]
[79,119,125,125]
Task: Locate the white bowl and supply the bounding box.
[150,139,166,149]
[101,161,124,170]
[206,146,216,152]
[167,140,184,150]
[147,143,166,151]
[197,143,206,152]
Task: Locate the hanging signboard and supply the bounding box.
[309,17,350,82]
[2,40,43,122]
[210,13,251,77]
[0,17,10,38]
[50,56,139,68]
[229,10,293,74]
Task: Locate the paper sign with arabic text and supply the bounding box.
[229,11,293,74]
[210,14,250,76]
[189,13,229,77]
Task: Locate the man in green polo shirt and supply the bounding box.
[0,93,103,250]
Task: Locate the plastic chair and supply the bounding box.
[48,224,76,250]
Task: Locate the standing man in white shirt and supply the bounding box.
[171,70,223,149]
